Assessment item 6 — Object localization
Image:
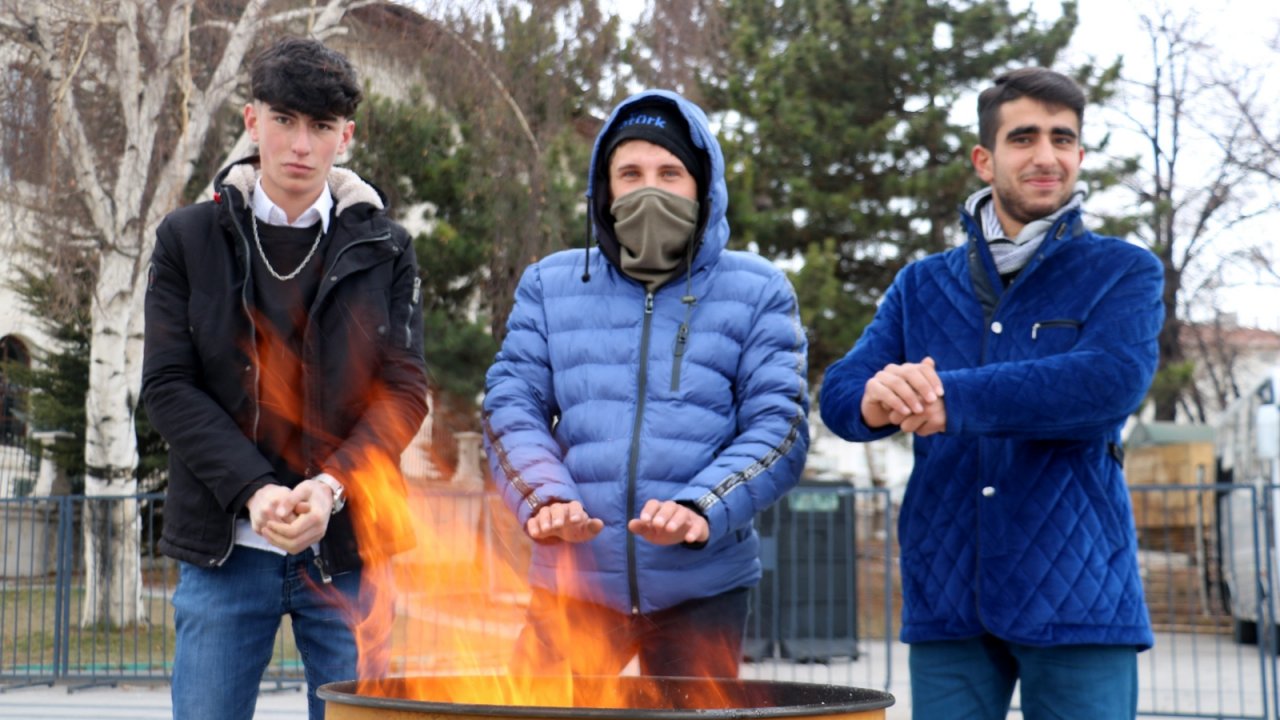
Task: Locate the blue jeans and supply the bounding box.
[511,586,751,678]
[909,635,1138,720]
[170,546,362,720]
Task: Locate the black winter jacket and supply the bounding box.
[142,158,429,575]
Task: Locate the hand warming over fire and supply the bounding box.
[628,499,709,546]
[527,500,604,543]
[247,480,333,554]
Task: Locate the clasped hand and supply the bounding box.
[860,357,947,436]
[527,498,709,546]
[246,479,335,554]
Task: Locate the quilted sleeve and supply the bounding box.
[482,263,582,528]
[941,247,1164,439]
[818,269,912,444]
[673,270,810,545]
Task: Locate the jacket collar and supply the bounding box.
[956,195,1088,318]
[214,156,385,218]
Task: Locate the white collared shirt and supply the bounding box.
[252,178,333,232]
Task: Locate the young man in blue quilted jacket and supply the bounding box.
[820,68,1163,719]
[483,90,809,678]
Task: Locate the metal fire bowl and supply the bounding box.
[319,676,894,720]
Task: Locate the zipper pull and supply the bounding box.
[313,555,333,584]
[645,292,654,314]
[1032,322,1040,340]
[674,324,689,357]
[411,276,421,305]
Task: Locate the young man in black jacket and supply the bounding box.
[142,37,427,720]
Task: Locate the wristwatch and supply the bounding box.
[313,474,346,514]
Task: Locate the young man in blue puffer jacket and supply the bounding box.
[483,89,809,678]
[820,68,1163,719]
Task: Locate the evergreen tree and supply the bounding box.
[706,0,1081,379]
[6,253,92,484]
[346,2,625,459]
[348,91,499,452]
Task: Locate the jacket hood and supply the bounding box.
[213,155,387,218]
[587,90,729,283]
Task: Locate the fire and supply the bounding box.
[341,437,740,709]
[249,314,740,709]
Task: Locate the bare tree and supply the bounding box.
[0,0,372,627]
[1218,27,1280,290]
[1106,7,1280,421]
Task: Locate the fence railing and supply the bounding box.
[2,483,1279,718]
[0,494,302,691]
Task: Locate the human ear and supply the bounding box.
[971,144,994,183]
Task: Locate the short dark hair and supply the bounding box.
[249,37,362,120]
[977,68,1085,149]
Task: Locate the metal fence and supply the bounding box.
[1,483,1279,718]
[0,494,304,692]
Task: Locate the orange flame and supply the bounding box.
[342,438,739,709]
[249,311,741,709]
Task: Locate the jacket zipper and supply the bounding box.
[670,323,689,392]
[313,555,334,584]
[315,232,394,304]
[209,189,260,568]
[303,230,394,464]
[669,293,696,392]
[225,190,263,444]
[627,291,655,614]
[298,230,396,578]
[1031,318,1081,340]
[406,276,422,349]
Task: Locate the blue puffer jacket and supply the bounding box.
[483,90,809,615]
[820,204,1161,649]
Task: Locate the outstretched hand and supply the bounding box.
[628,499,709,545]
[527,501,604,543]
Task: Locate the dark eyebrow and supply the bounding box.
[266,105,339,123]
[1006,124,1078,140]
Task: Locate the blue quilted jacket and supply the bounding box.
[820,204,1161,648]
[483,90,809,615]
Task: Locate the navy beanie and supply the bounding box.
[601,100,708,198]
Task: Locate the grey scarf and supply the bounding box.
[965,185,1085,276]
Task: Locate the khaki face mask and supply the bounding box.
[610,186,699,291]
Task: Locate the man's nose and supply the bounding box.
[1032,137,1056,164]
[292,129,312,155]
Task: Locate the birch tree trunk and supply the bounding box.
[79,248,148,627]
[3,0,359,628]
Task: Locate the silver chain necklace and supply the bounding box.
[251,212,324,282]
